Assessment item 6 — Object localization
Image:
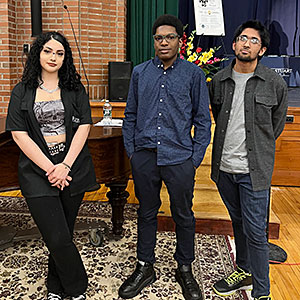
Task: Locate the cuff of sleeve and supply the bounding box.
[126,150,134,159]
[192,156,202,169]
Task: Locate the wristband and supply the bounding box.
[61,162,71,171]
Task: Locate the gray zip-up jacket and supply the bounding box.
[209,59,288,191]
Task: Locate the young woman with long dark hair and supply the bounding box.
[6,31,99,300]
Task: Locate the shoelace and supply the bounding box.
[224,270,246,285]
[48,293,62,300]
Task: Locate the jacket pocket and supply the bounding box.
[255,95,277,124]
[255,95,277,106]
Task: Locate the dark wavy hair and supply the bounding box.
[21,31,81,90]
[233,20,270,49]
[152,14,183,37]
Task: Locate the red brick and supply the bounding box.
[0,0,127,111]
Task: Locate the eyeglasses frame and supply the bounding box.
[236,35,261,45]
[153,33,180,43]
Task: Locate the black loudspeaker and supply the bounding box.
[30,0,42,37]
[109,61,133,102]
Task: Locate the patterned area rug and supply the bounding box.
[0,196,249,300]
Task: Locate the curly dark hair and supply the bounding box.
[152,14,183,37]
[21,31,81,90]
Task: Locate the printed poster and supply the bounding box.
[194,0,225,36]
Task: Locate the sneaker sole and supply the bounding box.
[118,274,157,299]
[212,285,253,297]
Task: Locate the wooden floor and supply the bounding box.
[268,186,300,299]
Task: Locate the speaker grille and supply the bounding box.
[109,61,133,102]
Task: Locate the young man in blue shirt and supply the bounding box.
[120,14,211,300]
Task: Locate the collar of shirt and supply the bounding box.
[220,59,267,82]
[153,55,181,70]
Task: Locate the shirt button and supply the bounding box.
[225,110,229,113]
[157,65,160,68]
[171,66,174,68]
[158,126,161,130]
[157,141,161,145]
[158,112,162,116]
[163,71,166,75]
[161,84,164,88]
[249,148,252,151]
[160,99,163,102]
[251,167,255,171]
[221,129,225,133]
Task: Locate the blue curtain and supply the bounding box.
[266,0,299,56]
[178,0,300,56]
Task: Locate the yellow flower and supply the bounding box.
[180,28,227,81]
[187,53,198,62]
[187,41,193,51]
[206,77,212,83]
[200,51,213,64]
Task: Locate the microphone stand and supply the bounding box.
[63,5,90,98]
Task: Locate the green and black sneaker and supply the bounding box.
[212,266,252,296]
[254,296,271,300]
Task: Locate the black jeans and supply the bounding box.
[26,188,87,296]
[131,149,196,265]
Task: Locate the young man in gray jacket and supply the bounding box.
[209,20,288,300]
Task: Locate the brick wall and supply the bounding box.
[0,0,127,115]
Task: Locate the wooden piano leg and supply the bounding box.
[106,181,129,236]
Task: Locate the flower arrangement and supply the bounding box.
[180,30,227,82]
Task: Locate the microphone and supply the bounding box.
[63,5,89,97]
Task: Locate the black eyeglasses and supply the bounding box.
[153,33,179,43]
[237,35,261,45]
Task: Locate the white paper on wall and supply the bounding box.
[194,0,225,36]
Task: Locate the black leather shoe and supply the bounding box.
[175,264,203,300]
[118,262,156,299]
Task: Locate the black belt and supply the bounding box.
[144,148,157,153]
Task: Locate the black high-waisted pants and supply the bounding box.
[26,188,87,296]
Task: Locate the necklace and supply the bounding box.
[39,84,59,93]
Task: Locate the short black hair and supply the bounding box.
[233,20,270,49]
[152,14,183,37]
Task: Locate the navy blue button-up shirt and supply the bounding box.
[122,56,211,167]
